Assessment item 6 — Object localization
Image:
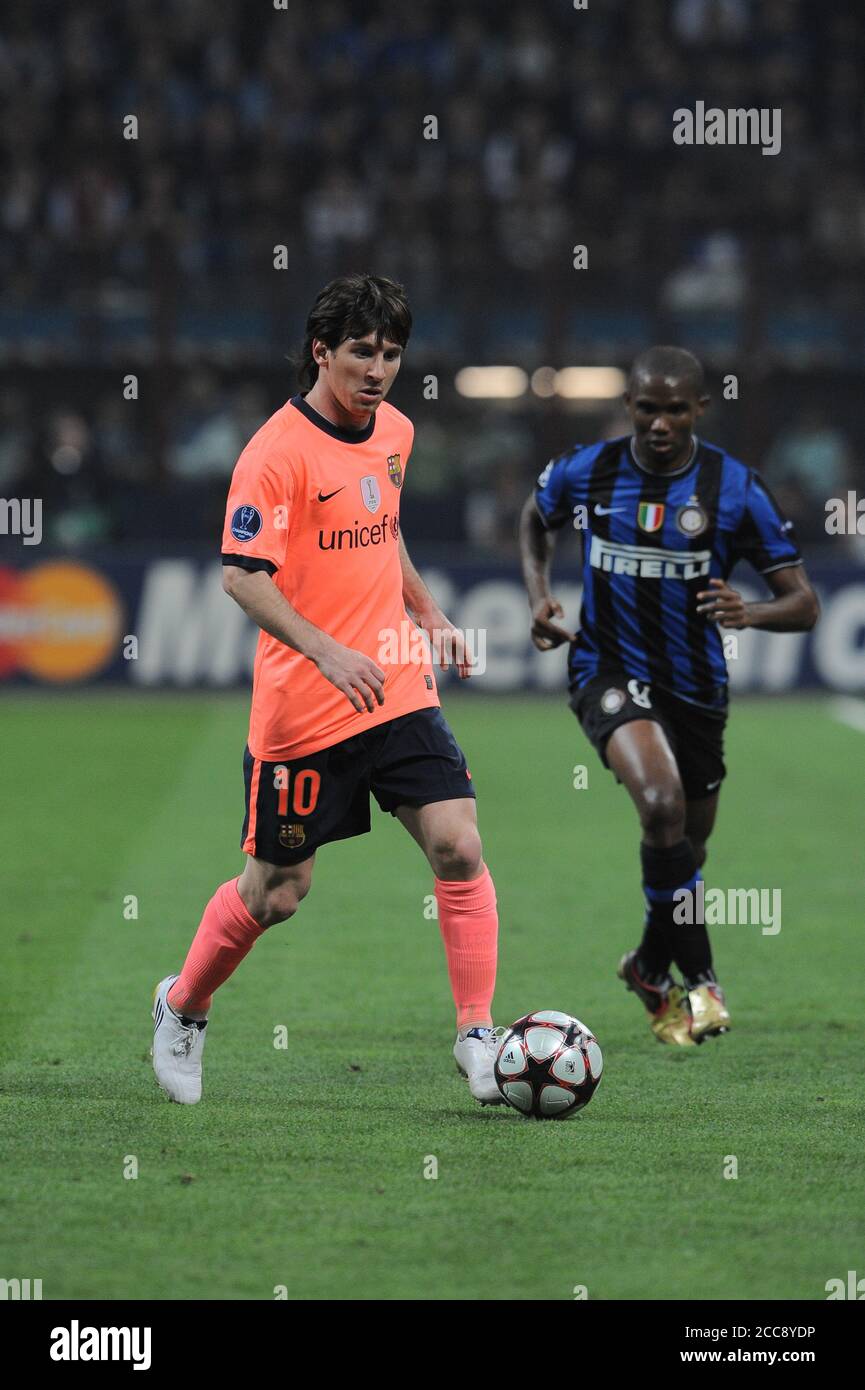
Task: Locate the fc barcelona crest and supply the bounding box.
[387,453,402,488]
[638,502,665,533]
[279,823,306,849]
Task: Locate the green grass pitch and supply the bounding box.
[1,691,862,1301]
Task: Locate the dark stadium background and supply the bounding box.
[0,0,862,688]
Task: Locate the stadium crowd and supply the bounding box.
[0,0,862,553]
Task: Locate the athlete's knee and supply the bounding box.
[429,825,483,880]
[241,866,312,928]
[636,782,685,839]
[264,877,311,927]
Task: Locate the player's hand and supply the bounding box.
[314,641,386,712]
[419,615,475,679]
[696,578,749,629]
[530,596,576,650]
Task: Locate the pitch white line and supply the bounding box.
[831,697,865,734]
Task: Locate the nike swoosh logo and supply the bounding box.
[594,504,625,515]
[317,488,346,502]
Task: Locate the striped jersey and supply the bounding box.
[534,435,801,709]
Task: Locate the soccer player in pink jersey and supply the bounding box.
[152,275,503,1105]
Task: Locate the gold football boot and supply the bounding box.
[688,983,731,1042]
[617,950,696,1047]
[650,984,697,1046]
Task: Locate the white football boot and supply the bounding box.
[453,1025,507,1105]
[151,975,208,1104]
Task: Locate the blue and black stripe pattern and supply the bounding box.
[534,436,801,709]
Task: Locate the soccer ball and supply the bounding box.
[494,1010,603,1119]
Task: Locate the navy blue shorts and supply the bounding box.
[570,668,727,801]
[241,706,476,865]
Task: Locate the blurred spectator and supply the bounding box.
[92,395,149,485]
[166,371,244,480]
[38,411,113,549]
[0,389,33,492]
[764,410,851,541]
[662,234,746,314]
[462,416,534,555]
[672,0,750,45]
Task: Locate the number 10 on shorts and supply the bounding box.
[273,766,321,817]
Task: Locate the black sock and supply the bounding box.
[639,839,705,982]
[656,838,715,987]
[682,966,717,990]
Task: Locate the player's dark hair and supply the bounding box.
[628,345,707,398]
[294,274,412,388]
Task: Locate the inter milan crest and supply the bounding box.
[360,475,381,513]
[387,453,402,488]
[279,823,306,849]
[637,502,665,533]
[676,496,708,537]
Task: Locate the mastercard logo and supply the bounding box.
[0,562,124,682]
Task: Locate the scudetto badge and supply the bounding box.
[676,501,708,537]
[387,453,402,488]
[279,824,306,849]
[637,502,665,532]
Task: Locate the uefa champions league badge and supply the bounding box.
[230,505,263,542]
[676,497,708,536]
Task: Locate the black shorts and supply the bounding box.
[570,669,727,801]
[241,706,476,865]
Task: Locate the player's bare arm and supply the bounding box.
[398,533,473,678]
[696,564,819,631]
[518,494,577,650]
[222,564,385,713]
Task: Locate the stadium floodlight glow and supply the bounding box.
[554,367,627,399]
[531,366,557,398]
[454,366,528,399]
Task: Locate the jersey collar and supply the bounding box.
[289,392,376,444]
[628,434,699,477]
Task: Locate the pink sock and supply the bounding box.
[434,864,498,1031]
[167,878,265,1016]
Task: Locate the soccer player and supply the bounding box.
[152,274,503,1104]
[519,346,819,1046]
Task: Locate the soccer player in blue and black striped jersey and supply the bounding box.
[519,346,819,1046]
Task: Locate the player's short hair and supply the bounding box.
[627,345,707,398]
[295,273,412,387]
